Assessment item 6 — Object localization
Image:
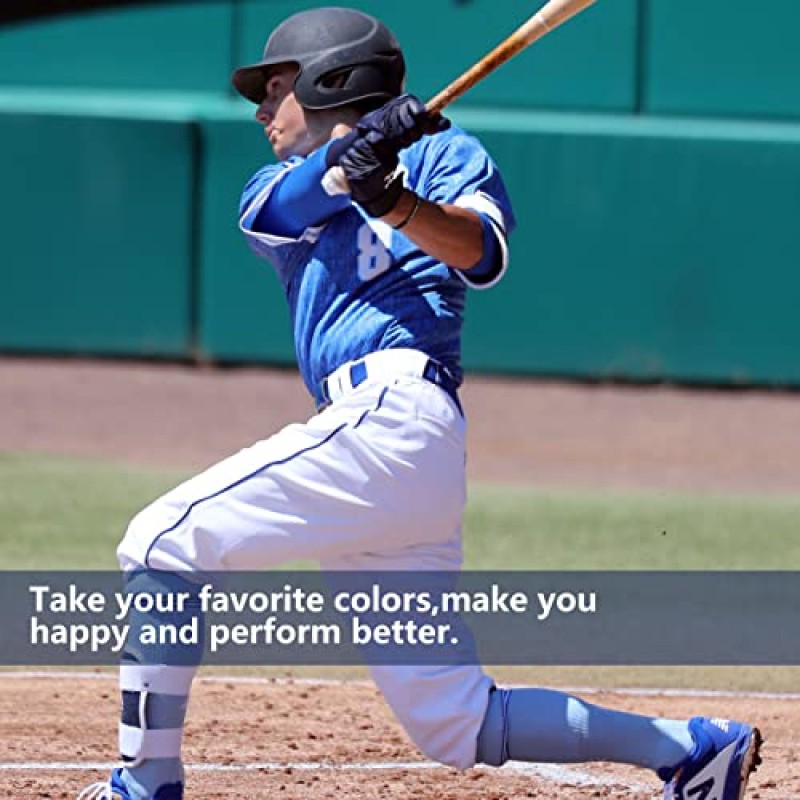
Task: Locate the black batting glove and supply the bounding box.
[334,95,448,218]
[338,135,405,218]
[356,94,450,158]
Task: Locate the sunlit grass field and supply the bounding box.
[1,452,798,570]
[2,451,798,690]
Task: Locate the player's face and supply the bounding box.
[255,65,321,159]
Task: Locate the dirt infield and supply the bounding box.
[2,356,800,798]
[3,356,800,493]
[1,675,799,799]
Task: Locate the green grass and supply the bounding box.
[2,451,799,690]
[9,663,797,693]
[465,484,800,570]
[1,452,799,570]
[0,452,188,569]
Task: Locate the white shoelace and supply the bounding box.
[77,780,113,800]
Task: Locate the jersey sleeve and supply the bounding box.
[238,159,324,271]
[421,131,516,289]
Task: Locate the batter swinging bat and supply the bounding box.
[325,0,597,194]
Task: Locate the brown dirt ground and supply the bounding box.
[2,356,800,493]
[0,676,798,799]
[1,356,800,798]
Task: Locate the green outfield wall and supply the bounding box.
[1,1,799,385]
[0,99,196,356]
[196,107,800,384]
[643,0,800,119]
[198,114,297,365]
[457,112,800,384]
[237,0,639,112]
[0,3,234,93]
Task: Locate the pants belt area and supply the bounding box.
[318,349,462,415]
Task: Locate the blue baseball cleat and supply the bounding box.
[660,717,763,800]
[78,768,183,800]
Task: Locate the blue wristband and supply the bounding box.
[325,130,360,168]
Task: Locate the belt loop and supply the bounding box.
[422,359,438,384]
[349,360,368,389]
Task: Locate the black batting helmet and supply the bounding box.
[231,6,406,110]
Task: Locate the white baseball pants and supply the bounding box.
[117,354,493,769]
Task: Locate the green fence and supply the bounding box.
[195,106,800,383]
[0,3,234,93]
[455,112,800,384]
[237,0,639,112]
[198,113,296,365]
[1,1,799,385]
[643,0,800,119]
[0,100,196,356]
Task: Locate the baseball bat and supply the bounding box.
[426,0,598,114]
[323,0,597,195]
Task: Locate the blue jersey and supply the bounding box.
[239,125,515,407]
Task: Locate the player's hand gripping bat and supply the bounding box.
[325,0,597,194]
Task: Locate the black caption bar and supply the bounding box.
[0,1,196,27]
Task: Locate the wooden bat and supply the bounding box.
[426,0,598,114]
[323,0,597,195]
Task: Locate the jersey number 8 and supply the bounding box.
[356,222,393,282]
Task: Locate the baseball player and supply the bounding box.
[79,7,761,800]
